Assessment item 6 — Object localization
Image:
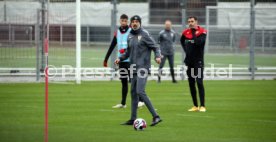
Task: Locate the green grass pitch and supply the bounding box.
[0,80,276,142]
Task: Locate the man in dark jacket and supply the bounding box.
[115,15,162,126]
[103,14,145,109]
[158,20,177,83]
[180,16,207,112]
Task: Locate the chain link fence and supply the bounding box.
[0,0,275,82]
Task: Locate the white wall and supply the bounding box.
[0,2,149,26]
[217,2,276,29]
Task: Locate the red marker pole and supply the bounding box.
[44,38,49,142]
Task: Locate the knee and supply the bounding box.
[188,77,195,83]
[169,62,174,69]
[131,88,136,94]
[136,89,145,96]
[196,78,204,86]
[131,95,139,102]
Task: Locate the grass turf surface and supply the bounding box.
[0,80,276,142]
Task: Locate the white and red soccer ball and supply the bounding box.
[133,118,147,131]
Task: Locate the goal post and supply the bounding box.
[76,0,81,84]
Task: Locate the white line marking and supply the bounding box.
[208,63,247,67]
[176,113,215,119]
[99,109,115,112]
[251,119,276,124]
[51,82,75,84]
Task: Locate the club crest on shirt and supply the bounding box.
[171,33,174,37]
[138,35,142,41]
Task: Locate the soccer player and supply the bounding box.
[115,15,162,126]
[103,14,144,109]
[180,16,207,112]
[157,20,177,83]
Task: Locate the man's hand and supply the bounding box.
[103,60,108,67]
[114,59,120,64]
[155,57,161,64]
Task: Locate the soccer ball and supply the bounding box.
[133,118,147,131]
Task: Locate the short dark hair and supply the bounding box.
[120,14,128,20]
[188,16,198,21]
[165,19,171,23]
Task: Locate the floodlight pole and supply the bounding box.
[249,0,256,80]
[76,0,81,84]
[41,0,46,72]
[110,0,118,80]
[4,0,6,22]
[42,1,49,142]
[180,0,187,36]
[180,0,187,80]
[44,38,49,142]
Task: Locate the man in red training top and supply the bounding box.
[180,16,207,112]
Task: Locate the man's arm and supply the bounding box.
[157,31,162,44]
[172,31,176,43]
[180,34,186,53]
[104,36,117,63]
[143,32,162,64]
[194,34,206,47]
[144,32,161,58]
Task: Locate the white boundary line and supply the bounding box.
[176,113,215,119]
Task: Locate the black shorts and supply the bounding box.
[119,62,130,79]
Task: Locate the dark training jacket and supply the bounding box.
[120,27,161,73]
[158,29,176,55]
[180,26,207,66]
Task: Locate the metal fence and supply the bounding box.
[0,0,276,82]
[206,4,276,52]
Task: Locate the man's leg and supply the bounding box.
[197,77,205,107]
[136,74,162,126]
[121,62,130,105]
[120,78,128,106]
[187,66,198,108]
[130,74,139,120]
[168,54,176,83]
[121,74,138,125]
[136,75,158,117]
[195,62,205,109]
[113,62,128,108]
[158,55,167,83]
